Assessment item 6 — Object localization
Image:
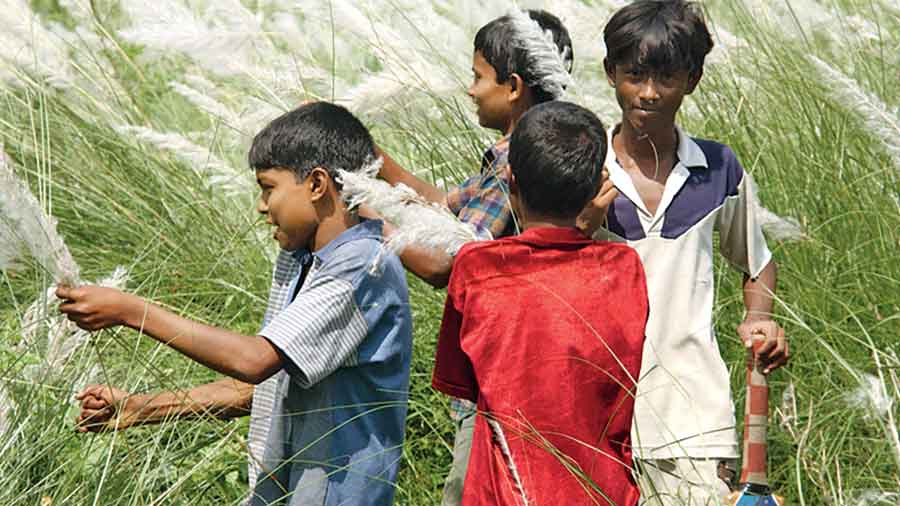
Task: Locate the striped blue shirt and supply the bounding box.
[246,219,412,505]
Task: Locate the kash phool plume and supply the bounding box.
[337,157,480,271]
[506,8,574,100]
[0,144,79,284]
[0,145,128,438]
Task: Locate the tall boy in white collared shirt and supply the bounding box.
[584,1,791,504]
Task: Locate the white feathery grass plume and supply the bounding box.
[337,158,479,259]
[846,373,894,421]
[810,56,900,170]
[20,267,129,371]
[343,60,460,115]
[0,216,24,273]
[0,145,80,285]
[0,383,12,438]
[118,0,327,97]
[777,381,797,431]
[47,266,129,368]
[546,0,608,63]
[755,201,806,241]
[506,8,574,100]
[845,489,900,506]
[57,0,94,24]
[169,81,240,126]
[741,0,880,43]
[117,0,254,74]
[0,0,74,88]
[183,73,222,98]
[114,125,252,197]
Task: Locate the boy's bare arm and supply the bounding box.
[737,260,789,374]
[357,207,453,288]
[76,378,253,432]
[57,285,283,385]
[377,147,447,204]
[398,244,453,289]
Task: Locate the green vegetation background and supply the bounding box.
[0,0,897,504]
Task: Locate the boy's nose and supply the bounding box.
[256,199,268,215]
[638,79,661,102]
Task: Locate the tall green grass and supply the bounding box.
[0,0,897,505]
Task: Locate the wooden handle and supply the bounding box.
[739,334,769,486]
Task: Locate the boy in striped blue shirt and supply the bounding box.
[59,102,413,506]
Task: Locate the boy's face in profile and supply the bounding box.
[468,51,514,132]
[605,62,699,134]
[256,168,319,251]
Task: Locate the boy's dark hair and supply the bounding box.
[509,101,606,219]
[474,9,574,104]
[604,0,713,77]
[249,102,375,185]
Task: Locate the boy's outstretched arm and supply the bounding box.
[737,260,789,374]
[377,147,447,204]
[57,285,283,385]
[75,378,253,433]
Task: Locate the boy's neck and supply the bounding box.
[519,214,577,231]
[310,209,359,252]
[499,98,534,136]
[615,120,679,163]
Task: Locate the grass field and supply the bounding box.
[1,0,898,504]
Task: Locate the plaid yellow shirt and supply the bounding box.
[445,136,517,420]
[445,136,517,241]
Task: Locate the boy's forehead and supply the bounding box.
[472,51,497,73]
[255,166,291,181]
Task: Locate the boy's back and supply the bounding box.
[433,226,646,505]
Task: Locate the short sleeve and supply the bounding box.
[717,171,773,279]
[260,272,368,389]
[431,278,477,402]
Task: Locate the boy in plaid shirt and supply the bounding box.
[376,9,615,506]
[378,10,574,288]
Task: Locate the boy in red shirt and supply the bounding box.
[432,100,647,505]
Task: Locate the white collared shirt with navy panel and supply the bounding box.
[245,219,412,505]
[597,125,773,460]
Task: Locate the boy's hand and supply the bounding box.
[75,385,136,432]
[577,172,619,237]
[57,285,138,331]
[737,320,789,374]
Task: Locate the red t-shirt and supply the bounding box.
[432,226,647,506]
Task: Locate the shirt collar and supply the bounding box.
[605,124,708,171]
[482,135,510,171]
[605,124,708,219]
[282,218,383,264]
[674,125,708,168]
[509,226,592,249]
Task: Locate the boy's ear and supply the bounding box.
[508,73,525,102]
[603,58,616,87]
[686,68,704,95]
[507,172,523,219]
[307,167,331,202]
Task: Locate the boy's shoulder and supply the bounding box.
[452,231,643,279]
[684,135,745,192]
[314,220,406,290]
